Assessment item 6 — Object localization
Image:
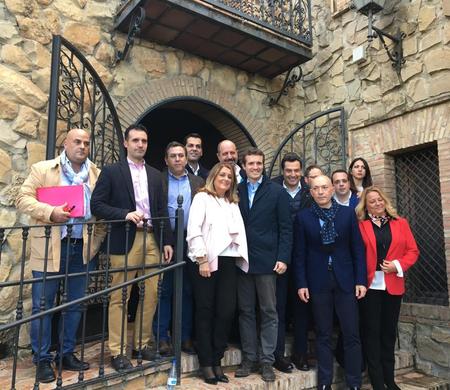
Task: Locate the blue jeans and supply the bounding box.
[152,264,193,343]
[31,240,95,363]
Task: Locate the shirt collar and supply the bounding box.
[247,176,263,186]
[282,180,302,192]
[168,169,188,179]
[127,157,145,168]
[188,163,199,175]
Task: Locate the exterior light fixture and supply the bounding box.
[352,0,405,75]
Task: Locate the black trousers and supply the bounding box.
[188,257,237,366]
[360,289,402,390]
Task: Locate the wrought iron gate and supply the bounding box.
[46,35,125,165]
[268,107,347,177]
[395,145,448,306]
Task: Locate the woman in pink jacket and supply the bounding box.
[187,162,249,385]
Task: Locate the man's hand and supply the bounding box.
[50,203,71,223]
[355,285,367,299]
[380,260,397,274]
[163,245,173,263]
[125,211,144,224]
[273,261,287,275]
[298,288,310,303]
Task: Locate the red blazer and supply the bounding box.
[359,217,419,295]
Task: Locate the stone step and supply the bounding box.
[152,349,415,389]
[362,371,450,390]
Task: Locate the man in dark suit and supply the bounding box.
[184,133,209,180]
[235,148,292,382]
[271,152,312,373]
[332,170,359,208]
[91,124,173,372]
[293,175,367,390]
[153,141,204,355]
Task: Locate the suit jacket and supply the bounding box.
[238,176,292,274]
[185,163,209,181]
[359,217,419,295]
[293,206,367,293]
[16,156,104,272]
[90,160,172,255]
[271,175,312,217]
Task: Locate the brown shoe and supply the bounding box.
[158,340,173,356]
[181,339,196,355]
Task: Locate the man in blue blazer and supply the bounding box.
[235,148,292,382]
[332,170,359,209]
[293,175,367,390]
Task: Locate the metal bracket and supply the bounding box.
[371,26,405,76]
[116,6,146,63]
[268,66,303,106]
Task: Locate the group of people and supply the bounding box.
[16,124,419,390]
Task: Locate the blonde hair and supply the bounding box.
[198,162,239,203]
[355,186,399,221]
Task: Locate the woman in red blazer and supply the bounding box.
[356,186,419,390]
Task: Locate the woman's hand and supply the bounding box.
[199,261,211,278]
[380,260,397,274]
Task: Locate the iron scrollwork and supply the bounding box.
[267,65,303,106]
[116,6,146,63]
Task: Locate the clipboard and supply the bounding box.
[36,185,85,218]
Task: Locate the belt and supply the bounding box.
[136,226,154,233]
[61,237,83,245]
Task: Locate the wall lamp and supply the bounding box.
[353,0,405,76]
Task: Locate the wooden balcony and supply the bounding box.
[114,0,312,78]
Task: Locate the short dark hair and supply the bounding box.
[124,124,148,140]
[183,132,203,145]
[305,164,322,178]
[281,152,303,170]
[331,169,349,183]
[165,141,187,158]
[242,147,265,165]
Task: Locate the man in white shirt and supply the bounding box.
[216,140,246,183]
[184,133,209,180]
[331,170,359,208]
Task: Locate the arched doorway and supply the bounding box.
[133,98,257,170]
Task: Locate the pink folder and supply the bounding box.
[36,185,85,218]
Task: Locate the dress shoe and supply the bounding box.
[58,353,90,371]
[261,363,276,382]
[273,356,293,373]
[318,386,332,390]
[213,365,229,383]
[292,354,310,371]
[181,339,196,355]
[158,340,173,356]
[132,346,156,361]
[235,358,259,377]
[200,366,218,385]
[36,361,55,383]
[111,355,133,372]
[386,383,401,390]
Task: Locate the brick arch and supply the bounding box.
[115,76,271,160]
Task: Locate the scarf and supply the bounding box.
[312,198,339,245]
[368,213,390,227]
[60,150,91,220]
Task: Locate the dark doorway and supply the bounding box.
[136,98,257,171]
[140,108,224,171]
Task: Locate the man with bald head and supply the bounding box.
[17,129,103,383]
[217,140,246,183]
[292,175,367,390]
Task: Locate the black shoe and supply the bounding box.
[292,354,310,371]
[235,358,259,377]
[132,346,156,361]
[111,355,133,372]
[213,365,229,383]
[200,366,218,385]
[181,339,196,355]
[386,383,401,390]
[273,356,293,373]
[36,361,55,383]
[158,340,173,356]
[261,363,276,382]
[59,353,90,371]
[318,386,332,390]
